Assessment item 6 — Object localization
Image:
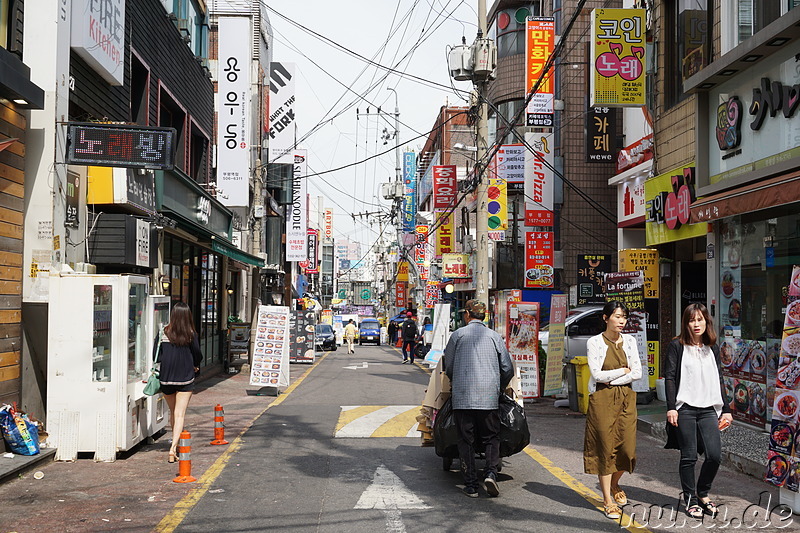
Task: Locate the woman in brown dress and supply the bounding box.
[583,300,643,519]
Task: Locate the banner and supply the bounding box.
[577,254,611,306]
[590,8,646,107]
[415,225,429,264]
[507,301,540,398]
[285,150,308,261]
[268,62,296,163]
[306,229,319,273]
[395,281,407,307]
[217,16,251,207]
[525,17,555,127]
[289,310,316,363]
[435,210,455,259]
[603,271,649,393]
[402,152,417,233]
[765,266,800,489]
[586,106,616,162]
[432,165,457,209]
[525,231,554,288]
[323,208,333,242]
[442,253,471,279]
[496,144,525,190]
[250,305,291,387]
[524,132,554,226]
[542,294,568,396]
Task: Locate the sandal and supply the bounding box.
[698,498,719,517]
[612,487,627,505]
[168,451,177,463]
[686,504,704,519]
[604,504,622,520]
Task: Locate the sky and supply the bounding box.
[265,0,479,255]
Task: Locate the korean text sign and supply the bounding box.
[432,165,457,209]
[590,9,646,107]
[402,152,417,233]
[525,17,555,127]
[506,302,540,399]
[442,253,471,279]
[415,225,429,265]
[525,231,554,288]
[524,132,554,226]
[435,210,455,258]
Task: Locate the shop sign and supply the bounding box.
[524,132,554,226]
[196,196,211,225]
[524,231,554,288]
[577,254,611,305]
[618,178,646,225]
[396,261,410,282]
[250,305,290,388]
[496,144,525,189]
[435,210,454,258]
[645,165,708,245]
[525,17,555,127]
[432,165,457,209]
[306,229,319,273]
[286,151,308,262]
[442,253,471,279]
[586,107,616,162]
[618,248,658,298]
[395,281,407,307]
[135,219,150,267]
[425,280,439,309]
[65,173,80,228]
[415,225,429,264]
[70,0,125,85]
[604,271,649,392]
[289,310,316,363]
[590,8,646,107]
[486,167,508,231]
[402,152,417,233]
[268,62,296,164]
[323,208,333,241]
[506,302,541,398]
[542,294,568,395]
[616,134,653,173]
[217,16,251,207]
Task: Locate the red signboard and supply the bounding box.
[395,282,407,307]
[525,231,554,288]
[525,209,554,226]
[432,165,457,209]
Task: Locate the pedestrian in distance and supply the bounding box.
[344,319,358,354]
[400,312,418,364]
[664,303,731,519]
[155,301,202,464]
[388,320,398,345]
[584,300,642,519]
[443,299,514,498]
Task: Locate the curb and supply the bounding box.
[0,448,56,485]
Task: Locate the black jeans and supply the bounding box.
[676,405,722,502]
[402,340,415,362]
[454,409,501,489]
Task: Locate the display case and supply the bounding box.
[48,273,162,461]
[144,296,170,439]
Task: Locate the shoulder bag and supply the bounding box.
[143,328,164,396]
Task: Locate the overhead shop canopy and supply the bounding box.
[691,172,800,223]
[212,239,265,268]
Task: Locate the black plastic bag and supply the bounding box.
[433,397,460,458]
[498,393,530,457]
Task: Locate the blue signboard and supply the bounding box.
[402,152,417,233]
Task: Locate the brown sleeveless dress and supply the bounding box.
[583,335,637,475]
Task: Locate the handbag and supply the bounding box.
[144,328,164,396]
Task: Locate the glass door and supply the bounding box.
[93,284,113,382]
[128,282,148,383]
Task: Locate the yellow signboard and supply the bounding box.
[619,248,659,299]
[645,164,708,245]
[396,261,410,282]
[590,8,646,106]
[435,210,455,258]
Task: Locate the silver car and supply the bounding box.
[539,305,605,360]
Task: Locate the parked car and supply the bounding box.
[315,324,337,351]
[358,318,381,345]
[538,305,604,361]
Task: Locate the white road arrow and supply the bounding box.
[355,465,431,532]
[343,361,382,370]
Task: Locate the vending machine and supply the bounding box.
[47,273,164,461]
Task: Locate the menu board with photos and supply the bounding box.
[506,302,540,399]
[249,305,291,388]
[289,310,316,364]
[765,266,800,490]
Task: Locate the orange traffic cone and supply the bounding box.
[173,431,197,483]
[210,404,229,445]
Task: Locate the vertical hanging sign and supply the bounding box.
[285,150,308,261]
[306,229,319,273]
[524,231,555,288]
[524,132,554,226]
[415,225,429,265]
[432,165,457,209]
[586,106,616,162]
[590,8,646,107]
[525,17,555,127]
[435,211,455,259]
[402,152,417,233]
[268,62,297,163]
[323,208,333,242]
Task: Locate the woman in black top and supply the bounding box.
[155,302,202,463]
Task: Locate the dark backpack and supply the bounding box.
[402,320,417,339]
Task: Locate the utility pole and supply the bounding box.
[475,0,490,308]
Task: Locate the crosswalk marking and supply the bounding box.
[335,406,421,438]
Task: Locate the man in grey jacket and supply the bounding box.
[443,299,514,498]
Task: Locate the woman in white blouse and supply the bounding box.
[664,303,732,519]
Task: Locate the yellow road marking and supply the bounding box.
[523,446,651,533]
[371,406,420,437]
[334,405,386,434]
[154,353,329,533]
[390,345,432,374]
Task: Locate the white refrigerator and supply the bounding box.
[47,273,165,461]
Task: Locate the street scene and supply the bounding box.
[2,0,800,531]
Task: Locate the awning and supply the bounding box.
[211,239,265,268]
[691,172,800,223]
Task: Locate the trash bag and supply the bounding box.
[433,397,459,458]
[498,393,530,457]
[0,404,40,456]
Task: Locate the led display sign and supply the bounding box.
[66,123,176,170]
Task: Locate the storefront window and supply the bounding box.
[718,209,800,428]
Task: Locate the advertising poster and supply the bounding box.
[765,266,800,489]
[425,280,439,310]
[250,305,291,388]
[524,132,555,226]
[525,17,555,127]
[289,310,316,364]
[577,254,611,305]
[590,8,646,107]
[543,294,568,396]
[496,144,525,190]
[524,231,555,288]
[603,271,649,393]
[507,302,540,399]
[619,248,660,387]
